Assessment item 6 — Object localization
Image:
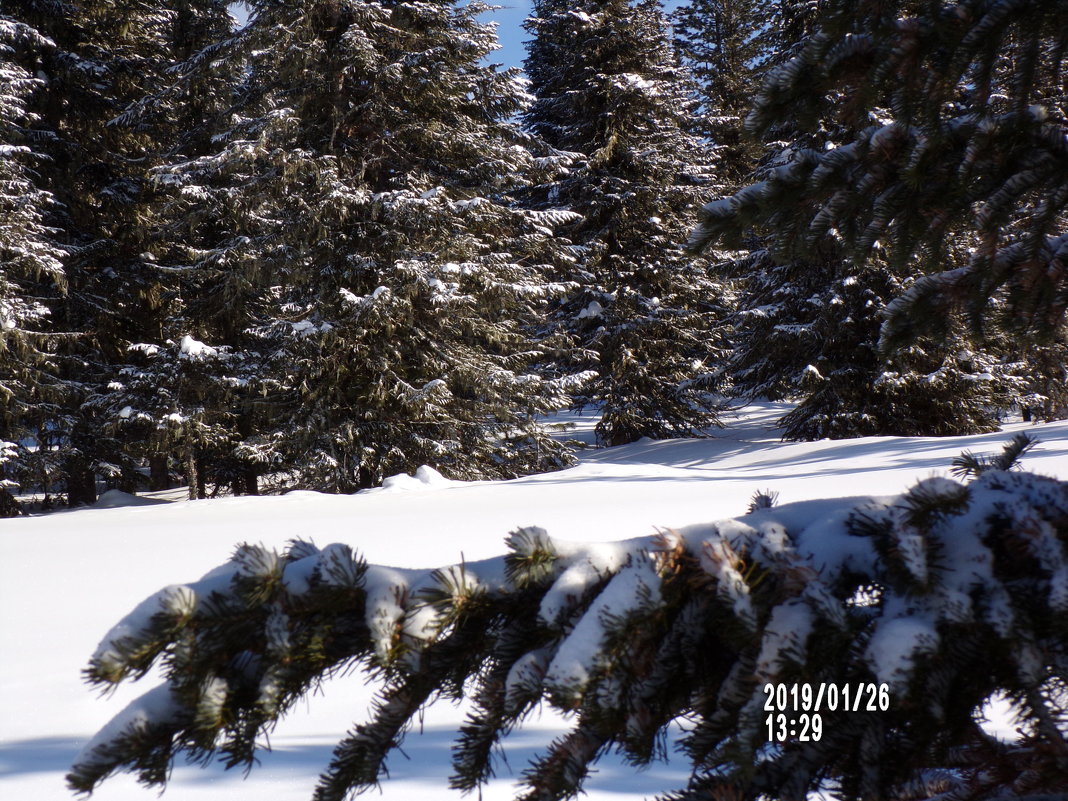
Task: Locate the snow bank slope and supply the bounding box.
[2,408,1066,800]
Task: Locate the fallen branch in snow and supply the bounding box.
[69,470,1068,801]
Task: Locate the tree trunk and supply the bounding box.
[185,447,198,501]
[244,466,258,496]
[150,453,170,491]
[65,457,97,507]
[196,453,207,500]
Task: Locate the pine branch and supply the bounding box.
[71,471,1068,800]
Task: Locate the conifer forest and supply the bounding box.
[2,1,1068,800]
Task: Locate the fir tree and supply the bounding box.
[145,0,583,492]
[69,450,1068,801]
[87,336,261,499]
[86,0,244,495]
[523,0,731,446]
[724,242,1017,440]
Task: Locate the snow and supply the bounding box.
[290,319,327,336]
[178,334,218,359]
[576,299,603,319]
[538,541,632,627]
[376,464,459,493]
[543,553,661,698]
[568,10,595,24]
[2,403,1067,800]
[73,684,182,771]
[612,73,657,93]
[90,490,170,509]
[865,614,939,690]
[756,599,814,679]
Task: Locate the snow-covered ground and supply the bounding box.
[2,403,1066,801]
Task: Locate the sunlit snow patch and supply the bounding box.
[373,465,462,494]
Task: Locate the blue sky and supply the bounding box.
[481,2,533,72]
[229,2,533,72]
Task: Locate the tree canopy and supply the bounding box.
[690,0,1068,347]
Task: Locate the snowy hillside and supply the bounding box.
[2,404,1067,801]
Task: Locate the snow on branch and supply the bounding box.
[70,470,1068,800]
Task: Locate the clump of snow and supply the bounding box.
[865,614,939,689]
[340,285,391,310]
[543,554,661,698]
[91,584,197,670]
[504,647,553,712]
[362,565,412,660]
[290,319,330,336]
[178,334,218,359]
[755,599,814,679]
[695,525,758,628]
[72,684,182,770]
[793,500,883,574]
[538,541,633,627]
[127,342,160,356]
[576,300,603,320]
[613,73,656,92]
[375,465,457,494]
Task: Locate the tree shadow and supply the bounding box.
[0,736,82,777]
[1,725,688,796]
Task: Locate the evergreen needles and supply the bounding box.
[69,464,1068,801]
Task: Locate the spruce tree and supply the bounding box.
[690,0,1068,348]
[85,0,244,496]
[2,0,194,504]
[724,242,1017,440]
[523,0,731,446]
[144,0,582,492]
[0,12,70,513]
[693,0,1041,439]
[88,335,261,499]
[670,0,763,185]
[69,450,1068,801]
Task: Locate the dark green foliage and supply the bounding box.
[139,0,583,491]
[691,0,1068,346]
[725,246,1015,439]
[2,0,234,504]
[670,0,764,183]
[87,337,265,498]
[0,12,70,508]
[524,0,732,446]
[692,0,1055,440]
[70,468,1068,801]
[952,431,1040,479]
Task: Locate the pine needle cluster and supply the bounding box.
[70,453,1068,801]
